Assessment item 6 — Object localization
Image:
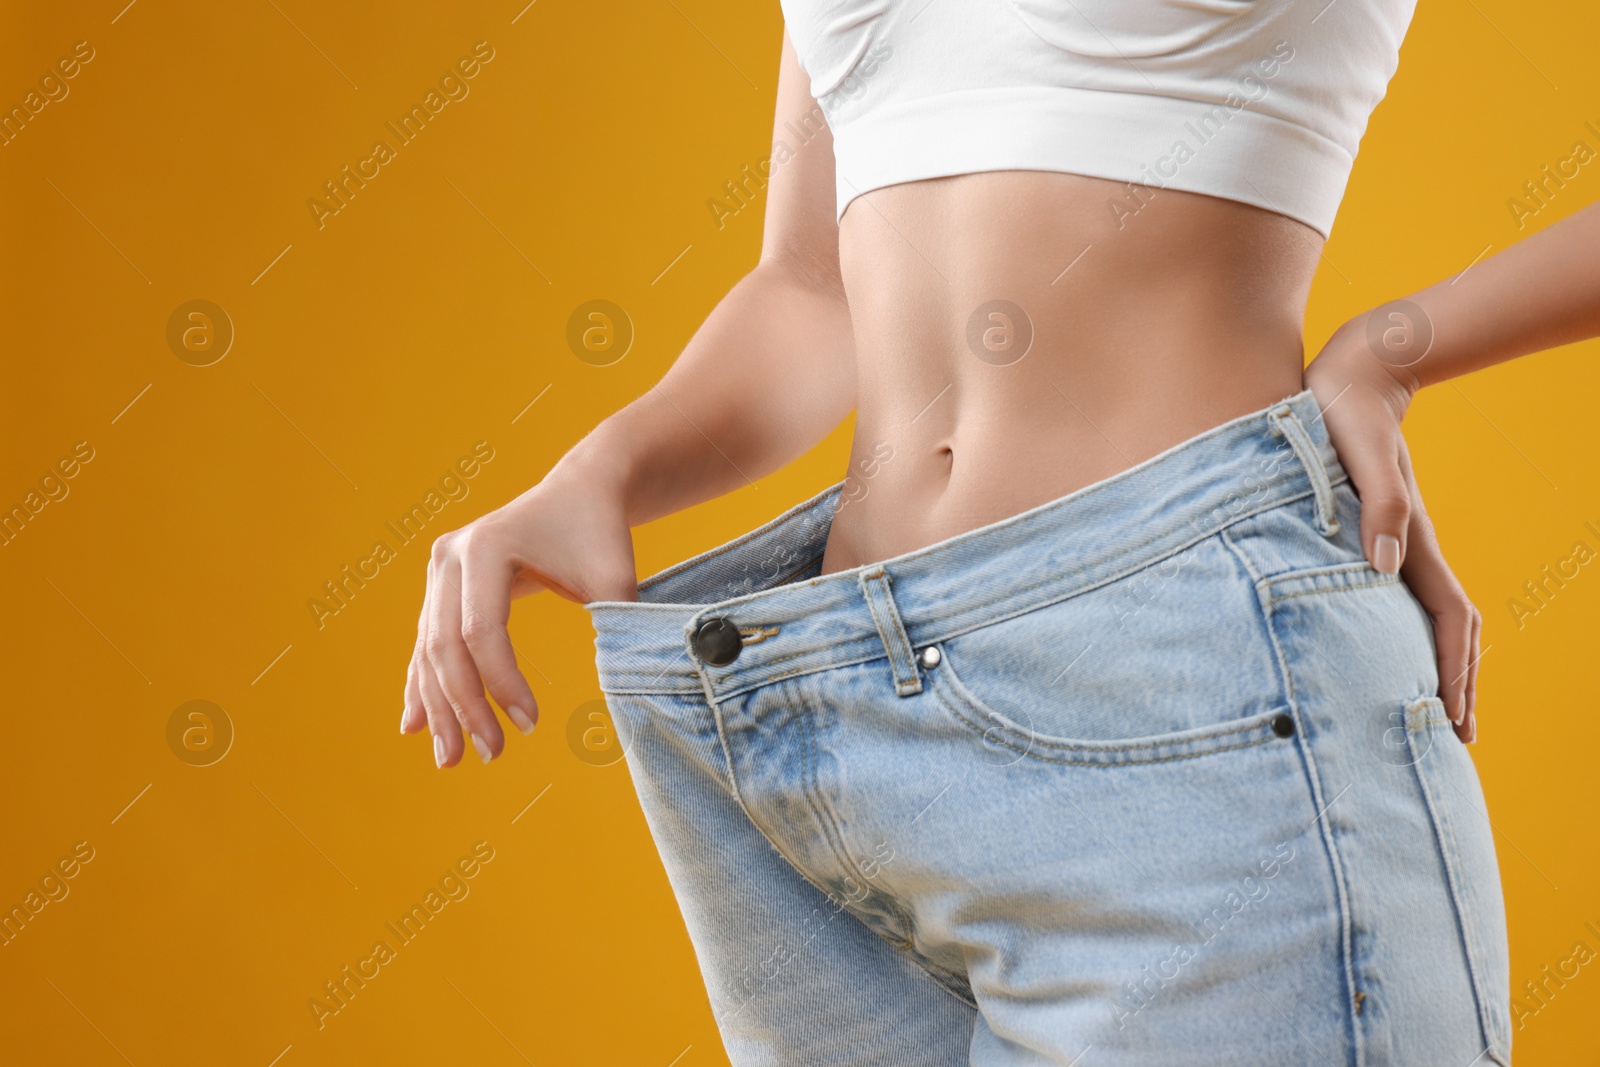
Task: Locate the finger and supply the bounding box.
[1396,443,1476,741]
[1466,602,1483,719]
[1456,601,1483,745]
[1318,395,1408,575]
[418,651,463,768]
[1398,507,1472,728]
[456,538,539,735]
[416,547,464,766]
[1411,558,1472,731]
[1326,394,1410,573]
[403,566,440,736]
[402,649,426,735]
[424,545,506,764]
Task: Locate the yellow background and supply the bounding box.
[3,0,1597,1063]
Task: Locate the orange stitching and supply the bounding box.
[739,625,781,645]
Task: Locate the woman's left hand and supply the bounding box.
[1305,316,1480,744]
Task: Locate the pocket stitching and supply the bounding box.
[1404,696,1509,1062]
[931,648,1284,766]
[1264,573,1400,609]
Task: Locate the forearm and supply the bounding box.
[552,260,856,527]
[1378,200,1600,394]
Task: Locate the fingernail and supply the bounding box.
[400,706,410,734]
[433,734,447,768]
[471,732,493,764]
[1373,534,1401,574]
[506,704,535,736]
[1465,711,1477,744]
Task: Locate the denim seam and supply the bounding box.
[598,670,701,689]
[1257,559,1379,588]
[798,698,923,951]
[1236,527,1365,1067]
[919,963,981,1008]
[1404,697,1503,1063]
[898,397,1335,532]
[774,553,827,590]
[688,485,1331,703]
[601,520,1387,699]
[722,480,1331,680]
[1412,702,1498,1057]
[1264,575,1401,608]
[913,482,1337,640]
[617,483,1352,702]
[725,637,879,676]
[1270,405,1341,536]
[795,701,979,1008]
[623,394,1344,623]
[636,492,839,595]
[859,567,923,697]
[930,680,1282,767]
[704,685,979,1014]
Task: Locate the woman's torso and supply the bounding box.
[817,172,1320,574]
[787,0,1417,573]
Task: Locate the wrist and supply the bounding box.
[543,419,640,522]
[1313,312,1423,420]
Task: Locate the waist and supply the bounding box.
[585,389,1345,699]
[829,170,1317,570]
[822,373,1304,573]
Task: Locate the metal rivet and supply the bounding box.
[1271,713,1296,738]
[917,646,941,670]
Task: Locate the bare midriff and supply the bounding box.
[817,169,1323,576]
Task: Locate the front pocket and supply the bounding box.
[930,644,1296,767]
[1403,696,1512,1065]
[928,533,1287,746]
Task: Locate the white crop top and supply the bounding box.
[778,0,1418,238]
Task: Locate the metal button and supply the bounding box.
[1271,713,1296,738]
[917,646,941,670]
[692,616,743,666]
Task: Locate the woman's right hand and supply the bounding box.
[400,454,640,768]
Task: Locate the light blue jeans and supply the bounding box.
[585,391,1511,1066]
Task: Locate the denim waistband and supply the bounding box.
[586,389,1346,702]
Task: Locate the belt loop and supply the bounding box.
[1267,401,1340,537]
[858,565,923,697]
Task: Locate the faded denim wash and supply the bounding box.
[586,390,1511,1067]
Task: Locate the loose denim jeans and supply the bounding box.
[586,390,1511,1066]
